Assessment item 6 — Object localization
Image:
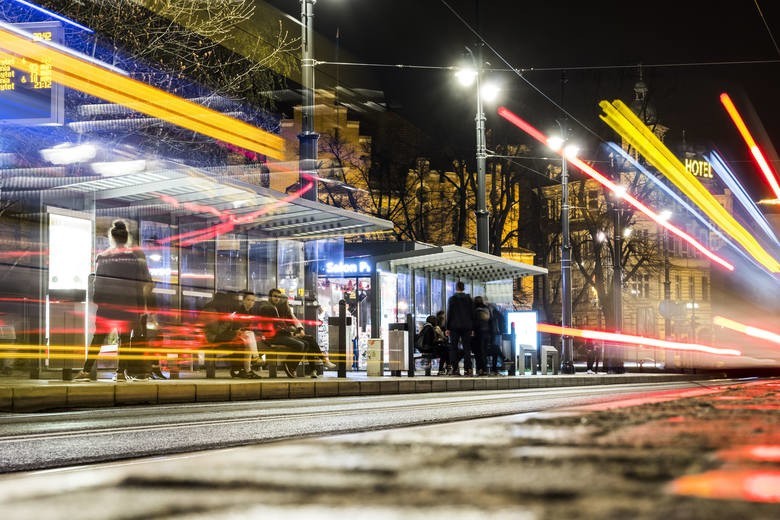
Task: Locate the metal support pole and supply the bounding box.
[337,299,347,378]
[466,46,489,254]
[610,195,625,373]
[560,139,574,374]
[298,0,319,202]
[663,227,671,340]
[406,313,415,377]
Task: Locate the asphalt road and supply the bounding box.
[0,380,711,473]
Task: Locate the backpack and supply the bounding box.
[415,323,431,350]
[476,307,491,323]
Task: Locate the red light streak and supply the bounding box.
[156,182,314,246]
[713,315,780,345]
[497,107,735,271]
[720,93,780,200]
[536,322,742,356]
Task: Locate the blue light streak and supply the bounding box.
[708,150,780,247]
[9,0,93,33]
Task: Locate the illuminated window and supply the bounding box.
[701,276,709,301]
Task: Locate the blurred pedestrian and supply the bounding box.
[74,220,152,382]
[471,296,491,376]
[586,338,598,374]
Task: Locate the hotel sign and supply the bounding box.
[685,158,713,179]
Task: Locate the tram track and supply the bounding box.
[0,380,736,473]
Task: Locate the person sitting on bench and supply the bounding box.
[258,289,306,378]
[202,292,259,379]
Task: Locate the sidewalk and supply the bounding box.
[0,367,705,412]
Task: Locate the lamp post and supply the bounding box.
[609,180,625,373]
[547,132,577,375]
[299,0,318,202]
[455,47,492,254]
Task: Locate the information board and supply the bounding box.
[0,21,64,125]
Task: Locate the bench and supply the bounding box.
[413,350,439,375]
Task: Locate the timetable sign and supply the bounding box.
[0,22,64,125]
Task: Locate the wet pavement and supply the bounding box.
[0,378,778,518]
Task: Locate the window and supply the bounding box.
[587,189,599,211]
[688,276,695,301]
[701,276,709,301]
[216,233,246,292]
[675,275,682,300]
[628,274,651,298]
[248,239,276,297]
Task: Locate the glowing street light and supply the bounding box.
[455,46,499,254]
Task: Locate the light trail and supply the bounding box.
[719,93,780,200]
[497,106,735,270]
[708,150,780,247]
[598,99,780,273]
[713,316,780,345]
[536,323,742,357]
[606,143,776,277]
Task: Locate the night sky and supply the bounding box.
[264,1,780,198]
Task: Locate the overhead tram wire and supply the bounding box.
[753,0,780,58]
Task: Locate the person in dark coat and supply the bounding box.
[273,290,336,372]
[445,281,473,376]
[415,315,449,375]
[471,296,492,376]
[75,220,152,382]
[257,289,306,378]
[202,292,258,378]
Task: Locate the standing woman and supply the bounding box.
[74,220,152,382]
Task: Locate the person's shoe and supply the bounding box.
[310,370,319,379]
[73,370,91,382]
[233,369,262,379]
[586,369,596,374]
[283,363,297,378]
[463,369,473,377]
[115,370,128,382]
[151,368,168,380]
[322,360,337,370]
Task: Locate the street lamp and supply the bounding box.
[299,0,318,202]
[547,133,579,375]
[455,47,498,254]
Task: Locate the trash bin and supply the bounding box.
[540,345,559,374]
[366,338,383,376]
[388,322,409,374]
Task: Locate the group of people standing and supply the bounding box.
[416,281,504,376]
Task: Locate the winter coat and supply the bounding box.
[445,292,473,331]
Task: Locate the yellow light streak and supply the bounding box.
[0,25,284,159]
[599,99,780,273]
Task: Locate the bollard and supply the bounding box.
[406,313,415,377]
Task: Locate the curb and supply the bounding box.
[0,373,705,412]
